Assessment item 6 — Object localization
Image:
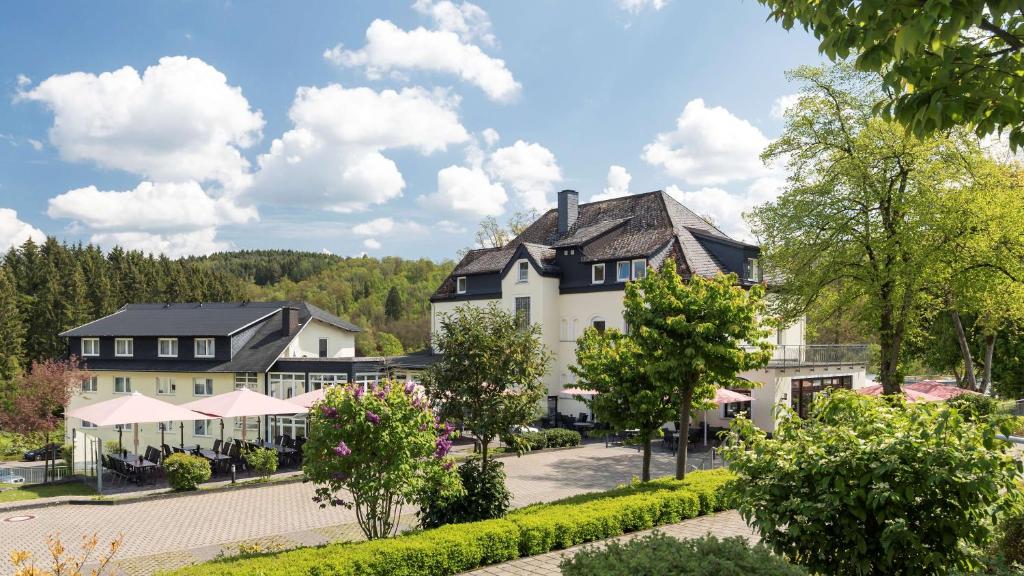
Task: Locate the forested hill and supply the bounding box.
[0,241,454,379]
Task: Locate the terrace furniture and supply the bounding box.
[161,444,172,460]
[212,439,223,454]
[274,435,284,446]
[661,429,678,455]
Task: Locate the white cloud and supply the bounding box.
[27,139,43,151]
[15,74,30,87]
[352,217,395,236]
[591,165,632,201]
[642,98,771,186]
[363,238,382,250]
[250,84,469,213]
[437,220,466,233]
[419,164,508,218]
[665,175,783,242]
[771,93,800,119]
[325,18,520,102]
[0,208,46,251]
[412,0,496,46]
[47,181,256,233]
[90,229,229,258]
[19,56,264,190]
[486,140,562,212]
[617,0,668,13]
[481,128,500,147]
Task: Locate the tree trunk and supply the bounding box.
[950,309,978,390]
[878,291,902,395]
[44,431,50,484]
[480,435,490,469]
[676,391,692,480]
[980,333,996,394]
[641,434,652,482]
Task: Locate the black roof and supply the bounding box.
[60,301,360,338]
[433,190,757,299]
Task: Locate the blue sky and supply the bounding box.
[0,0,823,261]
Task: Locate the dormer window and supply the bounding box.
[744,258,761,282]
[81,338,99,357]
[158,338,178,358]
[114,338,133,357]
[456,276,467,294]
[592,263,605,284]
[616,261,631,282]
[631,259,648,280]
[195,338,215,358]
[517,261,529,282]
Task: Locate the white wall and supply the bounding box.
[282,319,356,358]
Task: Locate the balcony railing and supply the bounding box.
[743,344,871,368]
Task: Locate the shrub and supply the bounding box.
[544,428,581,448]
[517,431,547,451]
[165,470,734,576]
[722,389,1022,576]
[947,393,1002,421]
[304,380,461,540]
[560,532,808,576]
[60,444,73,464]
[243,447,277,480]
[418,458,512,528]
[1000,508,1024,566]
[164,453,211,491]
[103,440,121,455]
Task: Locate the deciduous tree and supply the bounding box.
[624,265,773,479]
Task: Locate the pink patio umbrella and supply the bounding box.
[856,384,942,402]
[700,388,755,446]
[289,387,327,410]
[182,387,308,444]
[559,387,599,424]
[68,392,205,457]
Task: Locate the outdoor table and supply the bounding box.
[194,449,231,473]
[109,453,160,485]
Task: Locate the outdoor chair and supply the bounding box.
[578,412,588,423]
[212,439,223,454]
[172,446,185,454]
[161,444,172,459]
[228,443,247,472]
[274,435,284,446]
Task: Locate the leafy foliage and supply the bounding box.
[242,447,278,480]
[1000,508,1024,567]
[625,264,773,479]
[10,532,123,576]
[560,533,808,576]
[721,389,1024,576]
[757,0,1024,148]
[423,302,551,466]
[573,327,676,481]
[417,458,512,528]
[164,453,212,491]
[542,428,581,448]
[304,380,461,540]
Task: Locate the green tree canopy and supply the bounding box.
[572,327,677,481]
[422,302,552,468]
[757,0,1024,148]
[625,264,773,479]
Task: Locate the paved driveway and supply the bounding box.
[1,443,724,575]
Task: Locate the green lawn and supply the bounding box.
[0,482,96,503]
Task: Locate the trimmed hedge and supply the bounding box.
[164,453,211,491]
[164,469,734,576]
[544,428,582,448]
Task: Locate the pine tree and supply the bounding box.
[385,286,403,321]
[0,266,25,386]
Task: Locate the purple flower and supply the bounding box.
[375,389,387,400]
[404,382,416,395]
[333,441,352,457]
[418,422,429,432]
[434,436,452,458]
[366,411,381,425]
[354,387,365,400]
[443,461,453,471]
[320,405,338,418]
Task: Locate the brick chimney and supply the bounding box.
[557,190,579,234]
[281,306,300,336]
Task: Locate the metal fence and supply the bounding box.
[0,462,71,485]
[742,344,871,368]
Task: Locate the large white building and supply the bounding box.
[430,190,868,432]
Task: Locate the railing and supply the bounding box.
[0,463,71,485]
[743,344,871,368]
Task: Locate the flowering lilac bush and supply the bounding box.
[304,380,462,540]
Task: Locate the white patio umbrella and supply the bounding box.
[702,388,754,446]
[182,388,308,443]
[68,392,206,457]
[559,387,598,423]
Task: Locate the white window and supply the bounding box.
[115,423,132,431]
[114,376,131,394]
[456,276,467,294]
[114,338,133,357]
[515,297,531,330]
[592,263,605,284]
[318,337,329,358]
[194,338,215,358]
[82,376,97,393]
[193,378,214,396]
[80,419,96,429]
[632,259,647,280]
[194,420,212,437]
[745,258,761,282]
[269,373,305,399]
[572,318,579,341]
[517,261,529,282]
[158,338,178,358]
[233,416,260,435]
[234,372,259,391]
[354,373,378,391]
[310,373,348,390]
[81,338,99,357]
[156,377,176,395]
[617,261,631,282]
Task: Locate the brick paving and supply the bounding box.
[1,443,729,576]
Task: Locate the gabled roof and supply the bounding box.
[60,301,360,338]
[435,191,757,299]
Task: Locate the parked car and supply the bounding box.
[23,443,62,462]
[0,469,25,484]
